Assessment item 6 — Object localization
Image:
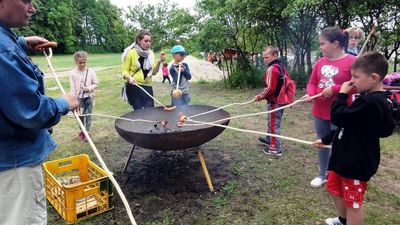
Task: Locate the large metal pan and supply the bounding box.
[115,105,230,150]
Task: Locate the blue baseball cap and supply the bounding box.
[171,45,186,55]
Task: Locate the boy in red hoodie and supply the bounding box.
[255,45,292,156]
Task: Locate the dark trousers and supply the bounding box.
[162,76,171,83]
[125,83,154,110]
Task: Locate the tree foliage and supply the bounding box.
[17,0,129,53]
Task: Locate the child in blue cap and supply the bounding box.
[170,45,192,106]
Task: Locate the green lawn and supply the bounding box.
[41,61,400,225]
[30,53,122,73]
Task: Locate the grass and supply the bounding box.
[31,53,122,73]
[40,56,400,224]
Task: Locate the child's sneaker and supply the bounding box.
[325,217,344,225]
[310,176,327,188]
[257,137,270,146]
[262,148,282,156]
[78,131,84,141]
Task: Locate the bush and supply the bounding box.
[289,70,309,89]
[226,59,264,89]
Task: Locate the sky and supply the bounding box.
[109,0,196,11]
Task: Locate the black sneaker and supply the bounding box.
[258,137,270,146]
[262,148,282,156]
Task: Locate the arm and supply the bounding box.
[151,52,165,75]
[306,63,319,96]
[88,70,99,92]
[255,66,279,101]
[169,66,177,82]
[0,51,70,129]
[330,93,368,127]
[69,72,77,97]
[321,129,336,145]
[121,50,133,80]
[181,63,192,80]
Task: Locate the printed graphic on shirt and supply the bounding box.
[318,65,339,88]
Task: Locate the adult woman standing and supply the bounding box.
[121,30,165,110]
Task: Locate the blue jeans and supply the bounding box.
[78,97,93,132]
[265,103,284,151]
[314,116,336,178]
[171,92,191,106]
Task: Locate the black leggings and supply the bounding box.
[125,83,154,110]
[162,76,171,83]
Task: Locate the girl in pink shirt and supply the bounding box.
[302,27,356,188]
[161,62,171,84]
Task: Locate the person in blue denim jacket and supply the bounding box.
[0,1,78,224]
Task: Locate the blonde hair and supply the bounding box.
[346,27,364,38]
[73,51,88,62]
[263,45,279,57]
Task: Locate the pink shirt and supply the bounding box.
[306,54,356,120]
[162,66,169,77]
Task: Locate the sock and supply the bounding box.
[338,216,347,224]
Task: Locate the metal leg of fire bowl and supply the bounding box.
[197,147,214,192]
[122,145,136,174]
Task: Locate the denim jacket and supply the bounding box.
[0,21,70,172]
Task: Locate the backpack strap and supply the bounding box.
[273,63,285,97]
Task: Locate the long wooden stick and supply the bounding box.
[186,118,331,148]
[358,24,377,56]
[43,48,137,225]
[189,93,323,125]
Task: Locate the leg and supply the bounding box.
[331,194,347,219]
[83,97,93,132]
[314,117,333,178]
[122,145,136,174]
[347,206,363,225]
[272,104,284,151]
[181,93,191,105]
[0,166,47,225]
[197,147,214,192]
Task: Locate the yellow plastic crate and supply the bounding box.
[43,154,114,224]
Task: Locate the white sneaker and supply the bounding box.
[310,176,327,188]
[325,217,344,225]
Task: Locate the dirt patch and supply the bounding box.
[107,143,236,223]
[153,55,225,82]
[373,150,400,195]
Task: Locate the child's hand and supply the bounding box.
[312,139,324,149]
[340,81,354,94]
[82,86,90,92]
[322,87,334,98]
[178,64,185,72]
[159,52,166,62]
[301,94,312,103]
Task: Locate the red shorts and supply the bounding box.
[326,171,368,209]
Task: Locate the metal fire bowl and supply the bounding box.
[115,105,230,151]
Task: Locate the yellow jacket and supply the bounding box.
[121,48,156,86]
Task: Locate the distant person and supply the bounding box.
[170,45,192,106]
[121,30,165,110]
[302,27,356,188]
[314,52,394,225]
[208,50,214,63]
[0,1,78,224]
[69,51,99,141]
[346,27,363,56]
[216,52,223,69]
[255,46,293,156]
[161,62,171,83]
